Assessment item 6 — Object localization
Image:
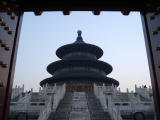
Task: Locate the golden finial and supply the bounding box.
[77,30,82,36]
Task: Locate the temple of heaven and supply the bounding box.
[40,30,119,87]
[9,31,155,120]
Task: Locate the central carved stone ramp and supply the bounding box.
[86,92,112,120]
[70,92,90,120]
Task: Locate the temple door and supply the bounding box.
[0,1,23,120]
[141,12,160,120]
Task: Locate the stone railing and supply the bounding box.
[108,104,123,120]
[93,83,122,120]
[38,83,66,120]
[131,101,154,113]
[98,89,107,110]
[11,85,24,99]
[38,96,52,120]
[112,101,153,112]
[10,101,44,112]
[19,92,31,102]
[10,102,27,112]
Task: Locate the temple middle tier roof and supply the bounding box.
[47,60,113,75]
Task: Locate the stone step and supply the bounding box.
[48,112,70,120]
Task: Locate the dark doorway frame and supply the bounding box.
[0,1,160,120]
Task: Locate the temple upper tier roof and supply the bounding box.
[56,30,103,59]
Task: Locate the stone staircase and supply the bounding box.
[47,92,111,120]
[86,92,112,120]
[47,92,72,120]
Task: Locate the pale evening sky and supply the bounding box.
[13,11,151,92]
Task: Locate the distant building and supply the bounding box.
[9,31,155,120]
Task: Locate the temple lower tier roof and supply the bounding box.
[47,60,113,75]
[40,70,119,86]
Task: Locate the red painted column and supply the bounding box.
[0,2,23,120]
[141,12,160,120]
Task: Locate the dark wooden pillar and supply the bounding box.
[141,12,160,120]
[0,1,23,120]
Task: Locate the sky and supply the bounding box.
[13,11,151,92]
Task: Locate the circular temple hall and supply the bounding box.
[40,30,119,88]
